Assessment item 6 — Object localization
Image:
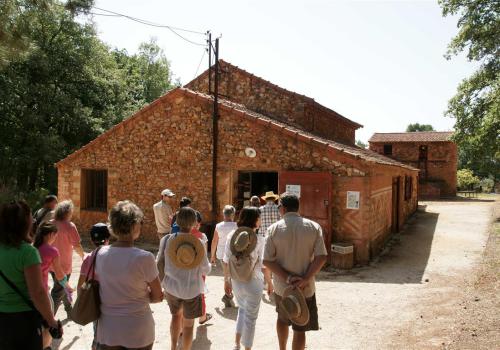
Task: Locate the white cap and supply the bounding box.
[161,189,175,197]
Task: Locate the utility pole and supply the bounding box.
[209,34,220,222]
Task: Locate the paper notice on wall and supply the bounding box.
[346,191,360,209]
[286,184,301,198]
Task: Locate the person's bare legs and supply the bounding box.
[277,319,289,350]
[292,331,306,350]
[234,332,242,349]
[182,317,195,350]
[170,309,183,350]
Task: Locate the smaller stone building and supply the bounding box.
[369,132,457,198]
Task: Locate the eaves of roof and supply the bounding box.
[57,88,416,172]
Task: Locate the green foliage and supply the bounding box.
[439,0,500,179]
[0,1,174,199]
[479,176,495,193]
[406,123,435,132]
[356,140,367,148]
[457,169,480,190]
[112,38,173,108]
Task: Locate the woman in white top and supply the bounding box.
[223,207,273,350]
[210,205,238,307]
[95,201,163,350]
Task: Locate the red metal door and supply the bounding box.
[279,171,333,248]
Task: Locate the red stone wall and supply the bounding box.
[186,61,358,145]
[57,93,214,240]
[419,182,441,199]
[57,89,418,264]
[369,141,457,197]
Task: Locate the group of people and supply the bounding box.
[0,188,327,350]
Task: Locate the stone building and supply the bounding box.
[56,60,419,264]
[368,132,457,199]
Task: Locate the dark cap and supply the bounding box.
[90,223,110,245]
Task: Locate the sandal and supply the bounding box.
[199,313,213,325]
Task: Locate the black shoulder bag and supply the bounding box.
[0,270,62,338]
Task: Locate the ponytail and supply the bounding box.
[34,222,58,248]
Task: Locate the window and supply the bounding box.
[419,145,428,161]
[81,169,108,211]
[383,144,393,155]
[404,175,413,200]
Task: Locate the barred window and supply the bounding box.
[81,169,108,211]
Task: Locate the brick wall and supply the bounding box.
[57,89,418,264]
[186,61,359,145]
[369,141,457,197]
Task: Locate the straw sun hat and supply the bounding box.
[261,191,279,201]
[229,226,257,256]
[280,286,310,326]
[168,233,205,269]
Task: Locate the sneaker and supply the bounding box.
[221,294,235,308]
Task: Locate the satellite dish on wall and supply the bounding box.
[245,147,257,158]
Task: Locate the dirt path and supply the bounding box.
[54,198,498,349]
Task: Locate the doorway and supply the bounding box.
[235,171,278,210]
[418,145,428,180]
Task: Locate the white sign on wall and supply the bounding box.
[346,191,360,209]
[286,184,301,198]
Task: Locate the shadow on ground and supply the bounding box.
[192,324,213,350]
[319,207,439,284]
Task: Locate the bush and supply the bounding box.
[457,169,480,190]
[479,176,495,193]
[0,184,49,211]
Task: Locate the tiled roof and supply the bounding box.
[57,88,417,171]
[184,89,417,171]
[369,132,454,143]
[185,59,363,129]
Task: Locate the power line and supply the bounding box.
[73,5,208,47]
[194,48,207,79]
[93,7,206,35]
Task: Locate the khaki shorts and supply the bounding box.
[165,292,203,320]
[274,293,319,332]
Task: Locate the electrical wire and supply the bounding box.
[90,6,207,46]
[194,49,207,79]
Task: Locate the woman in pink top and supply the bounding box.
[34,222,72,349]
[51,200,84,317]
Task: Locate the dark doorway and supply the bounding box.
[418,145,428,180]
[236,171,278,210]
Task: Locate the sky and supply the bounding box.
[87,0,477,143]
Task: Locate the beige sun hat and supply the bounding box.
[168,233,205,269]
[280,286,310,326]
[261,191,279,201]
[230,226,257,256]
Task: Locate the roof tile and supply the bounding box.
[369,132,454,143]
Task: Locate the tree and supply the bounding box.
[112,38,174,108]
[0,2,174,196]
[0,0,92,67]
[406,123,435,132]
[439,0,500,178]
[457,169,480,190]
[356,140,367,148]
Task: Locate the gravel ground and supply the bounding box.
[51,197,498,350]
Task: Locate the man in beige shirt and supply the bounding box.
[264,193,327,350]
[153,188,176,239]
